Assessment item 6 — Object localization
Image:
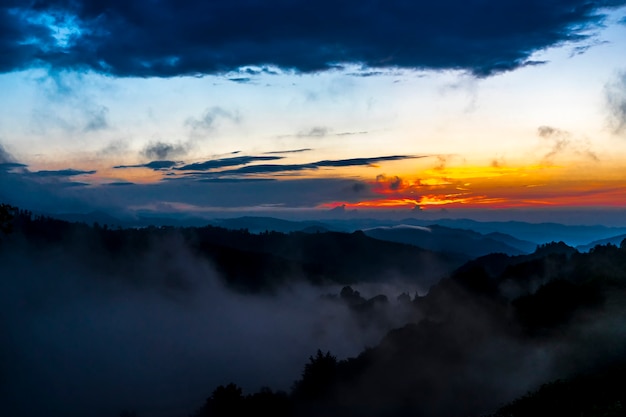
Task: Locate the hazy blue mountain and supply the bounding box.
[50,210,213,228]
[363,224,529,258]
[207,216,335,233]
[40,210,626,247]
[484,232,538,253]
[52,210,127,227]
[397,218,626,247]
[576,233,626,252]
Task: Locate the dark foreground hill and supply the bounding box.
[2,205,625,417]
[488,360,626,417]
[191,241,626,417]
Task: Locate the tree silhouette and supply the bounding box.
[292,350,338,401]
[193,383,246,417]
[0,203,15,235]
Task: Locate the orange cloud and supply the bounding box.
[322,162,626,210]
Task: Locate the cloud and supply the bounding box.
[227,77,252,83]
[537,125,570,164]
[336,131,369,136]
[350,182,369,193]
[207,163,316,175]
[605,70,626,134]
[537,126,600,164]
[29,72,113,134]
[537,126,563,138]
[0,227,424,416]
[105,181,135,186]
[32,169,96,177]
[0,162,27,172]
[98,140,128,157]
[282,128,369,139]
[0,145,28,172]
[0,144,18,164]
[186,107,240,133]
[298,127,330,138]
[491,157,505,168]
[189,155,422,177]
[265,148,313,155]
[114,161,179,171]
[315,155,420,168]
[84,177,380,212]
[0,150,98,213]
[141,141,187,160]
[1,1,623,77]
[83,105,109,132]
[176,156,284,171]
[376,174,404,191]
[197,178,277,183]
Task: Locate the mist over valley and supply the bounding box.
[2,206,626,416]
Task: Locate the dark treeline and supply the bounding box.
[0,205,464,293]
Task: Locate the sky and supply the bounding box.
[1,0,626,224]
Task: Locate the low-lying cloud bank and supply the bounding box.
[0,232,416,417]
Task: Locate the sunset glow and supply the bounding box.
[0,1,625,224]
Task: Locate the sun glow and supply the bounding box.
[322,161,626,210]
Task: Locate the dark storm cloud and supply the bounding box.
[176,156,284,171]
[605,70,626,134]
[1,0,624,77]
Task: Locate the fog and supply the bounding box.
[0,235,417,417]
[2,223,625,417]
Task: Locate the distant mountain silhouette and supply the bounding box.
[3,209,467,292]
[208,216,334,234]
[576,233,626,252]
[483,231,538,253]
[30,210,626,247]
[402,218,626,247]
[183,227,467,290]
[363,224,531,258]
